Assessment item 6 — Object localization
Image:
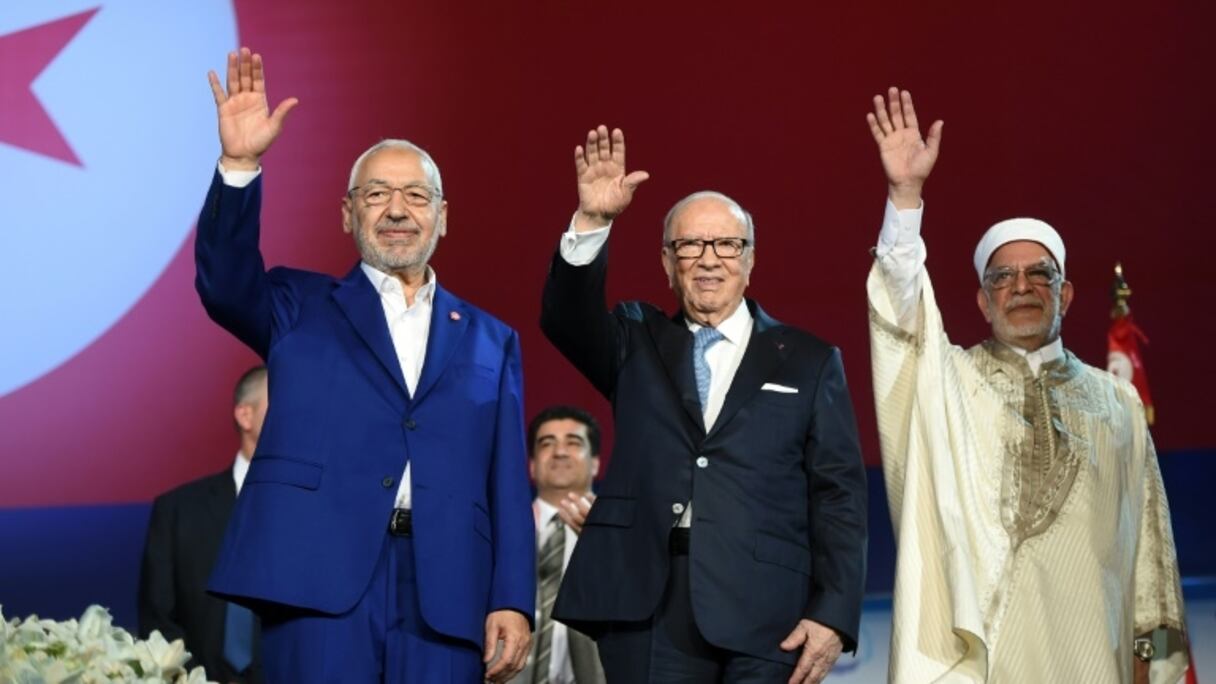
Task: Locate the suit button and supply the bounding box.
[404,418,417,430]
[672,503,685,515]
[382,476,395,488]
[695,456,709,468]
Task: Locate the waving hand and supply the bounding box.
[573,125,650,231]
[866,87,942,209]
[207,47,299,171]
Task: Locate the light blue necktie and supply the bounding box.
[693,326,725,410]
[223,602,254,673]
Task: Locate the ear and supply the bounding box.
[1059,280,1074,317]
[589,456,600,480]
[341,197,354,235]
[234,404,253,432]
[437,200,448,237]
[528,456,538,482]
[976,287,993,323]
[661,248,675,288]
[744,248,755,286]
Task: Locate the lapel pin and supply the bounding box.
[450,311,461,321]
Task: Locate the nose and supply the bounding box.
[1010,269,1033,294]
[386,188,411,218]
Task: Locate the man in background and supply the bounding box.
[140,366,268,684]
[515,405,606,684]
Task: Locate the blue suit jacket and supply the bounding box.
[194,172,535,646]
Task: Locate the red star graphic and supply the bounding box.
[0,8,99,166]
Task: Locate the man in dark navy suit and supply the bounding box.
[194,47,534,683]
[139,366,268,684]
[541,126,868,684]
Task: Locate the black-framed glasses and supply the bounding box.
[983,263,1060,290]
[348,182,441,207]
[666,237,750,259]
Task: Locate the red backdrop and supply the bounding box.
[3,1,1212,506]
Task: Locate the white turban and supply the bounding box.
[973,218,1065,282]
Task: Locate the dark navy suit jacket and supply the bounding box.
[542,246,867,663]
[194,172,535,647]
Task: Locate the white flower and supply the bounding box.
[0,604,217,684]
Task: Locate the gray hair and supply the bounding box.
[662,191,755,245]
[347,139,444,196]
[233,366,267,407]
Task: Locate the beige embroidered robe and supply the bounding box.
[868,263,1188,683]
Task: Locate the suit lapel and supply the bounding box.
[206,469,237,529]
[649,311,704,434]
[412,283,468,407]
[332,264,410,399]
[707,301,789,441]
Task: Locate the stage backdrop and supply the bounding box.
[2,0,1213,633]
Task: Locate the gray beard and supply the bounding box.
[353,216,442,274]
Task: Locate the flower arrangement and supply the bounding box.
[0,604,213,683]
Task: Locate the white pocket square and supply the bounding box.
[760,383,798,394]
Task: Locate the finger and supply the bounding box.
[888,86,905,130]
[270,97,300,130]
[788,646,817,684]
[595,124,610,161]
[623,170,650,191]
[207,71,226,106]
[486,633,518,678]
[239,47,253,93]
[574,145,589,176]
[251,53,266,93]
[872,95,893,135]
[925,119,944,156]
[509,631,530,672]
[584,128,598,166]
[779,625,806,651]
[226,51,239,97]
[865,113,884,143]
[610,128,627,165]
[901,89,919,132]
[482,622,500,663]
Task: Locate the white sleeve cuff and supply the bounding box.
[217,160,261,188]
[875,199,924,257]
[558,215,612,266]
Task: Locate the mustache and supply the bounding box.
[375,219,419,232]
[1004,295,1044,312]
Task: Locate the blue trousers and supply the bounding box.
[259,534,483,683]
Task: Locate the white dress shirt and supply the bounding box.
[874,200,1063,376]
[232,451,251,495]
[559,222,754,527]
[534,498,577,684]
[218,163,433,509]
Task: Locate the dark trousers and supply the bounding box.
[595,534,794,683]
[259,535,482,683]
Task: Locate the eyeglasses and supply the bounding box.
[983,263,1060,290]
[666,237,750,259]
[348,182,441,207]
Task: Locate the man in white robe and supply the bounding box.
[864,87,1189,683]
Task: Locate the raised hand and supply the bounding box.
[866,87,942,209]
[573,125,650,232]
[207,47,299,171]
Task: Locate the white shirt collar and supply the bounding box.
[360,262,437,306]
[535,497,561,527]
[685,300,752,344]
[1004,337,1064,375]
[233,451,251,495]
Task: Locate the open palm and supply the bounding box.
[575,125,649,223]
[208,47,298,166]
[867,87,942,190]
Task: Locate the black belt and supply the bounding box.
[388,508,413,536]
[669,528,690,555]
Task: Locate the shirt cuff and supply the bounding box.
[558,215,612,266]
[217,160,261,188]
[875,199,923,257]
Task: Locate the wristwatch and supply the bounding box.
[1133,637,1155,662]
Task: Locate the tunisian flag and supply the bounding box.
[1107,313,1155,425]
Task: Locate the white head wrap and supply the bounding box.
[973,218,1065,282]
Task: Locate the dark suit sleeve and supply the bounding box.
[194,171,299,358]
[487,330,537,625]
[803,348,867,652]
[138,495,186,643]
[540,244,627,398]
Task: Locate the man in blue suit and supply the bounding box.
[541,127,867,684]
[195,47,534,683]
